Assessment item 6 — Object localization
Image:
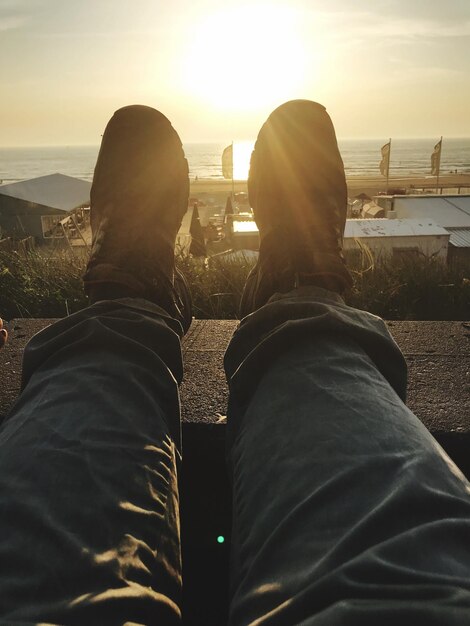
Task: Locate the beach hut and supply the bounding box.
[374,194,470,265]
[228,214,259,251]
[0,173,91,244]
[343,218,449,262]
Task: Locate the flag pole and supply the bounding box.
[231,141,234,200]
[436,136,442,194]
[386,138,391,193]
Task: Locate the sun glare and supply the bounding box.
[180,5,310,112]
[233,141,254,179]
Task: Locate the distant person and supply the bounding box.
[1,101,470,625]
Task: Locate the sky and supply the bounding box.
[1,0,470,146]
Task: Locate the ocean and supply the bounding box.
[0,138,469,186]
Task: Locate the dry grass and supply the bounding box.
[0,248,468,320]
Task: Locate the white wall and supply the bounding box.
[344,234,449,261]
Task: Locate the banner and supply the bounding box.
[379,141,391,177]
[222,144,233,180]
[431,138,442,176]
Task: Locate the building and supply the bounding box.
[218,215,450,263]
[226,213,260,251]
[374,194,470,265]
[0,173,91,244]
[344,219,449,262]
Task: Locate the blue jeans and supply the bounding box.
[1,289,470,625]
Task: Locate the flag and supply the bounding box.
[222,144,233,180]
[379,141,391,177]
[431,138,442,176]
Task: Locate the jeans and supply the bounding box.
[1,288,469,625]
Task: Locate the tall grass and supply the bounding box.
[177,253,252,319]
[0,250,87,318]
[0,248,468,320]
[348,254,470,320]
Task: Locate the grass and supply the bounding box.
[0,248,469,321]
[0,249,87,319]
[347,253,470,321]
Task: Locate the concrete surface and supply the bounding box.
[1,318,469,433]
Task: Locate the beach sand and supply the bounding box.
[190,174,470,204]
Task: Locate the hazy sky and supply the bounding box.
[1,0,470,145]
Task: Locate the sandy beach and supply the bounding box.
[346,173,470,199]
[190,174,470,202]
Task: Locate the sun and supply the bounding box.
[179,4,310,112]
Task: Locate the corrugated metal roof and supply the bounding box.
[447,228,470,247]
[387,195,470,228]
[0,173,91,212]
[344,218,449,239]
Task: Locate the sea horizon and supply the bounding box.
[1,138,469,185]
[2,135,470,148]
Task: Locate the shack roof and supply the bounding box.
[447,228,470,247]
[344,218,449,239]
[0,173,91,212]
[362,202,385,218]
[377,195,470,229]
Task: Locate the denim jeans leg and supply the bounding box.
[225,287,470,626]
[0,299,184,625]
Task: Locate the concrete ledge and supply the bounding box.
[2,318,469,495]
[2,318,469,432]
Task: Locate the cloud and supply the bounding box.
[390,65,465,82]
[310,0,470,30]
[0,14,29,31]
[310,9,470,42]
[360,17,470,39]
[0,0,49,32]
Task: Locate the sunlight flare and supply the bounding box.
[233,141,254,180]
[179,5,311,112]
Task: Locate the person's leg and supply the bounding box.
[0,300,184,625]
[226,290,470,626]
[0,105,191,624]
[226,101,470,625]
